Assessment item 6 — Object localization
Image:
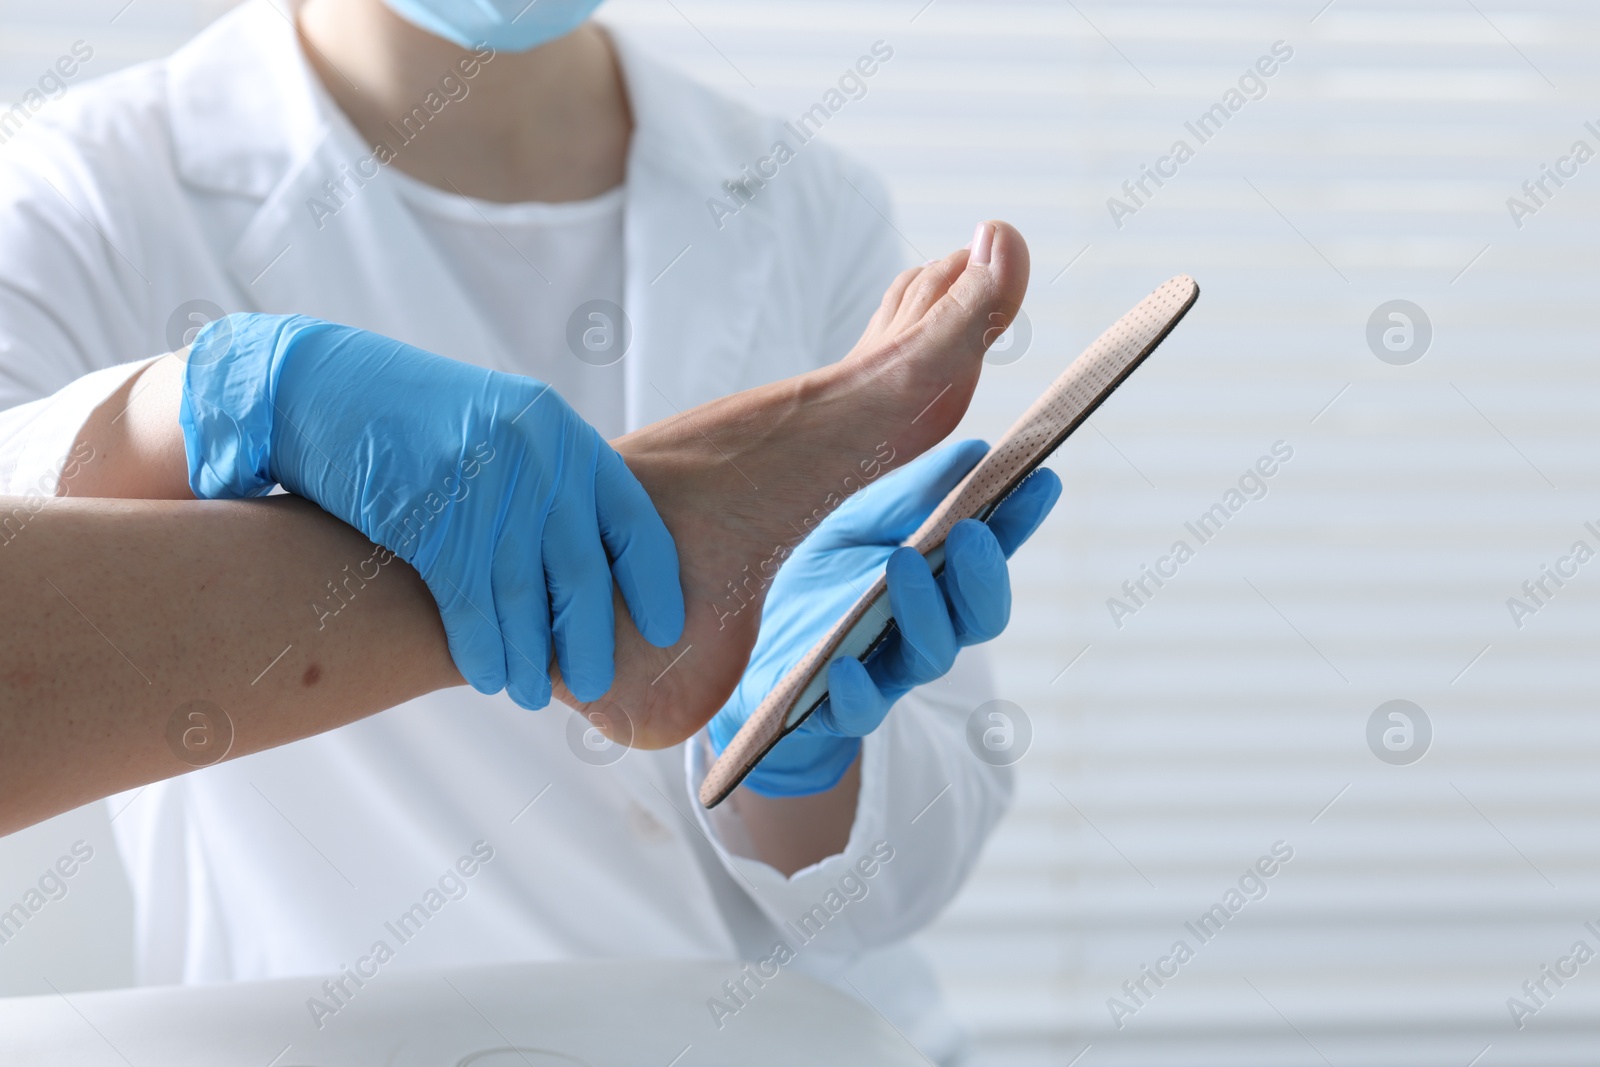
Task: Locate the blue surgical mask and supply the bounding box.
[382,0,604,53]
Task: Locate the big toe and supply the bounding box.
[864,220,1030,439]
[936,219,1030,353]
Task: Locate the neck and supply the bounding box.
[297,0,631,202]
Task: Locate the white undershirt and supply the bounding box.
[386,167,629,440]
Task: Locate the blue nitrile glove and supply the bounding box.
[178,313,683,708]
[708,440,1061,797]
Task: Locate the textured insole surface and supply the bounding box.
[700,275,1200,809]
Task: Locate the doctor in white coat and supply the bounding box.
[0,0,1016,1058]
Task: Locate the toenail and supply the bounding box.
[970,222,994,266]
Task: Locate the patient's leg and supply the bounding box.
[560,221,1029,747]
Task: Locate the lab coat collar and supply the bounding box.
[166,0,328,200]
[607,31,781,429]
[166,0,780,430]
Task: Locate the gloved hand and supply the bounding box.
[178,313,683,708]
[708,440,1061,797]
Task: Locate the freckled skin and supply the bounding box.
[2,668,39,691]
[0,496,455,836]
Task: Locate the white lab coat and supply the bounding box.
[0,3,1009,1058]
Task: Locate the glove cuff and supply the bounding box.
[178,313,300,499]
[710,728,862,798]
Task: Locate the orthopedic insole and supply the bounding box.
[699,274,1200,809]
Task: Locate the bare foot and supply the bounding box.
[559,221,1030,748]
